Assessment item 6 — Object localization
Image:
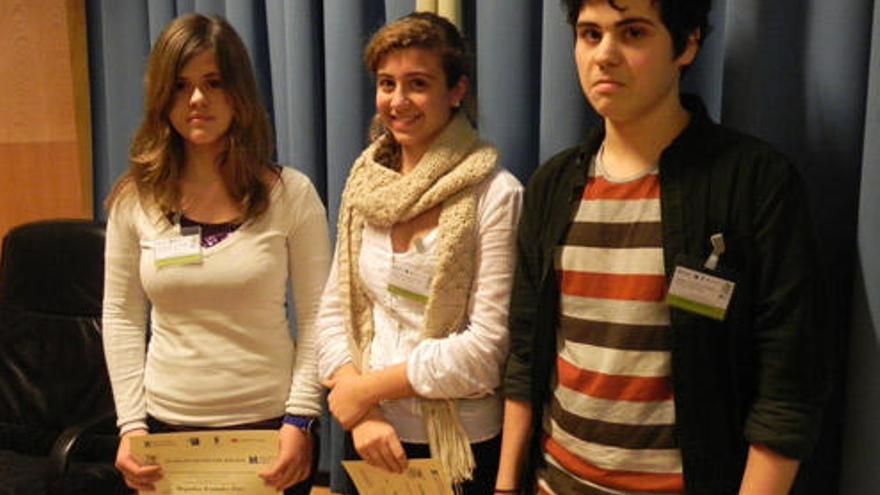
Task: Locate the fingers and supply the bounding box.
[352,421,408,474]
[369,435,407,474]
[259,456,311,490]
[116,451,162,491]
[358,438,406,473]
[260,458,311,490]
[284,458,312,487]
[118,461,162,492]
[117,429,162,491]
[259,425,313,490]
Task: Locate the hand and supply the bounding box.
[351,410,407,474]
[325,374,373,429]
[259,424,313,491]
[116,428,162,492]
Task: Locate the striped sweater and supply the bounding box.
[538,153,682,495]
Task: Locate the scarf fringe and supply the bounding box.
[422,400,476,487]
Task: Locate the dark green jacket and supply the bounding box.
[503,96,829,494]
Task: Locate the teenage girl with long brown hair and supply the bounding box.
[102,13,330,494]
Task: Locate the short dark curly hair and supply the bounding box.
[561,0,712,57]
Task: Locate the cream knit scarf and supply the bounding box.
[335,114,496,485]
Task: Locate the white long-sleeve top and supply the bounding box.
[103,167,331,434]
[317,169,523,443]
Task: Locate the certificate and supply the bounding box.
[130,430,278,495]
[342,459,453,495]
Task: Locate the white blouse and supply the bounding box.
[317,169,523,442]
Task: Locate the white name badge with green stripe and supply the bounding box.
[388,259,432,304]
[666,265,735,320]
[151,231,202,268]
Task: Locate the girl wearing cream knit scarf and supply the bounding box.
[335,113,496,485]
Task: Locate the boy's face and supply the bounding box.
[574,0,698,124]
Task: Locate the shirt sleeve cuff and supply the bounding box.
[118,419,148,435]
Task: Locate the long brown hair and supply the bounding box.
[106,13,275,222]
[363,12,475,168]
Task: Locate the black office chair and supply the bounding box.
[0,219,126,495]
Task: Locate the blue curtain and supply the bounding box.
[842,0,880,492]
[87,0,877,492]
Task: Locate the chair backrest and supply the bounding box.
[0,220,115,448]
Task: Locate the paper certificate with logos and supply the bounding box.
[342,459,452,495]
[130,430,278,495]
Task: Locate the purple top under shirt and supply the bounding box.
[178,215,241,248]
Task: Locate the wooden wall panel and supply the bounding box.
[0,0,92,251]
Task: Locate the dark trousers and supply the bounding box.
[146,416,319,495]
[343,433,502,495]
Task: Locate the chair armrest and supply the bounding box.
[48,410,119,477]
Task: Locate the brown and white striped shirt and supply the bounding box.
[538,153,683,495]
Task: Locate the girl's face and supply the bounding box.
[167,49,234,154]
[375,47,466,165]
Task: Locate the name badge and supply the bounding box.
[387,259,432,304]
[151,228,202,268]
[666,266,735,321]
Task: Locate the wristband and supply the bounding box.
[282,414,318,434]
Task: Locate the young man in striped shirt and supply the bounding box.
[495,1,827,494]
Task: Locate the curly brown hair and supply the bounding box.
[106,13,276,222]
